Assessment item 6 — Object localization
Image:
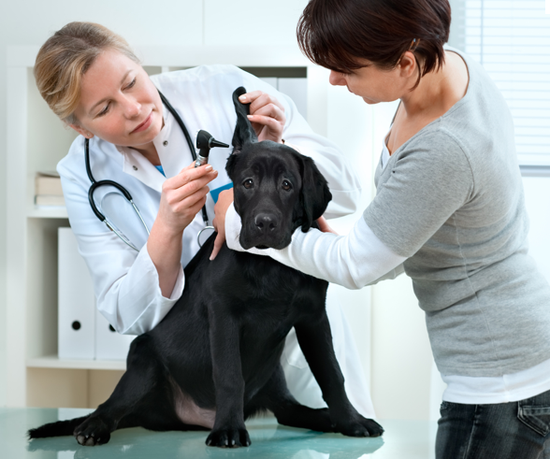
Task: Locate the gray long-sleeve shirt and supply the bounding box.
[365,50,550,377]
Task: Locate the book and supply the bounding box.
[35,195,65,206]
[35,171,63,196]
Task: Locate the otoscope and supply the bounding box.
[194,130,229,167]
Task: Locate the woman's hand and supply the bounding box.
[238,91,286,143]
[210,188,234,260]
[148,162,217,297]
[317,216,338,235]
[157,163,218,235]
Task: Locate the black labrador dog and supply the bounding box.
[28,87,383,448]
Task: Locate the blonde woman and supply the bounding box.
[35,22,375,419]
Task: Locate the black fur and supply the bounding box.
[27,87,383,448]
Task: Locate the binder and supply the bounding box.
[95,308,135,361]
[58,228,96,359]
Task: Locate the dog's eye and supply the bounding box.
[282,180,292,191]
[243,179,254,189]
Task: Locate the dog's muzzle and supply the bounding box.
[240,211,293,250]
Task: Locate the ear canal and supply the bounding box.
[231,86,258,152]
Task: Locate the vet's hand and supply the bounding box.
[317,216,338,235]
[158,163,218,234]
[210,188,234,260]
[239,91,285,143]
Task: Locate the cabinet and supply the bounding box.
[6,44,357,408]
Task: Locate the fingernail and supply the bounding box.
[239,95,247,101]
[247,115,253,119]
[205,165,213,171]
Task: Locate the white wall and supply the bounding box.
[522,173,550,284]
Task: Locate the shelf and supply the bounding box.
[27,206,68,219]
[27,355,126,371]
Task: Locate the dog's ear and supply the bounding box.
[227,87,259,179]
[295,154,333,232]
[231,86,258,152]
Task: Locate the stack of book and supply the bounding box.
[35,171,65,207]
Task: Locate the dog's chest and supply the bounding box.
[239,254,318,296]
[229,270,327,342]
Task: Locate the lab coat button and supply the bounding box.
[163,141,169,146]
[133,165,138,171]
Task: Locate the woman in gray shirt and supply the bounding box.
[216,0,550,457]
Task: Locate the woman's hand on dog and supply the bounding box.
[317,216,338,235]
[238,91,286,143]
[211,188,234,260]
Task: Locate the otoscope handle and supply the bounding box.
[195,155,209,167]
[194,130,229,167]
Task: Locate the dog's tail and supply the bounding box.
[27,415,89,439]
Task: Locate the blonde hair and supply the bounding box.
[34,22,140,124]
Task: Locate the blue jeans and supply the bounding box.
[436,389,550,459]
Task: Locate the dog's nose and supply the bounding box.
[254,213,277,232]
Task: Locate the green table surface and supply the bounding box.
[1,407,438,458]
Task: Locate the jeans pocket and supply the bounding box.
[518,402,550,437]
[439,401,453,413]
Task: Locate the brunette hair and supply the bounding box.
[297,0,451,86]
[34,22,140,124]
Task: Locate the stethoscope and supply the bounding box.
[85,91,227,251]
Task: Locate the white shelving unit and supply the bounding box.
[26,355,125,371]
[5,44,334,408]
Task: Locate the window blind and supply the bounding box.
[460,1,550,166]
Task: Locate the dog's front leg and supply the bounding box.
[294,313,384,438]
[205,308,251,448]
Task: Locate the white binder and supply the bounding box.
[58,227,96,359]
[95,308,135,361]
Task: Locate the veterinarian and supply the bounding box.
[34,21,376,420]
[217,0,550,457]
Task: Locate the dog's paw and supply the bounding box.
[205,427,251,448]
[334,415,384,438]
[73,417,112,446]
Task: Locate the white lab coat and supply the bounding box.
[58,64,375,417]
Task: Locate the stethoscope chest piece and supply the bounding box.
[197,226,216,248]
